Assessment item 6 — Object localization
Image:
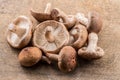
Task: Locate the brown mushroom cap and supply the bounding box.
[78,47,104,60]
[7,16,32,49]
[33,20,70,53]
[18,47,42,67]
[30,9,53,22]
[69,23,88,49]
[58,46,77,72]
[87,11,102,33]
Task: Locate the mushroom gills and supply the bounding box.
[70,28,79,41]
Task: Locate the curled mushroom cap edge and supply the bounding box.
[7,15,33,49]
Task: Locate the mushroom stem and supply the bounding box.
[8,24,17,32]
[45,27,55,43]
[53,8,68,22]
[41,55,51,64]
[69,36,75,44]
[70,28,79,41]
[86,32,98,52]
[44,3,51,14]
[46,53,59,61]
[8,23,26,37]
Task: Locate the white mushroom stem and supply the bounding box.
[45,26,55,43]
[8,23,26,37]
[75,13,89,27]
[44,3,51,14]
[70,28,79,40]
[46,53,59,61]
[8,23,17,32]
[41,56,51,64]
[86,32,98,52]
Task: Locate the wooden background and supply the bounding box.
[0,0,120,80]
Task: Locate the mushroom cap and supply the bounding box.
[7,15,32,49]
[30,9,52,22]
[87,11,102,33]
[33,20,70,54]
[78,47,104,60]
[58,46,77,72]
[69,23,88,49]
[18,47,42,67]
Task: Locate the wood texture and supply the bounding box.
[0,0,120,80]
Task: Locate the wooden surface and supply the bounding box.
[0,0,120,80]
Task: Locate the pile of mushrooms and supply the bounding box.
[6,3,104,73]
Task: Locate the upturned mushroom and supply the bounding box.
[30,3,52,22]
[33,20,69,53]
[30,3,58,22]
[78,12,104,60]
[18,47,51,67]
[7,15,32,49]
[46,46,77,72]
[51,8,76,29]
[69,22,88,49]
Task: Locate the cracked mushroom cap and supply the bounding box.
[33,20,70,54]
[18,47,42,67]
[58,46,77,72]
[78,47,104,60]
[7,16,32,49]
[69,23,88,49]
[87,11,102,33]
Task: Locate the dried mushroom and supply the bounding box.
[18,47,42,67]
[7,15,32,49]
[78,33,104,60]
[30,3,58,22]
[18,47,51,67]
[33,20,69,53]
[78,11,104,60]
[46,46,77,72]
[69,22,88,49]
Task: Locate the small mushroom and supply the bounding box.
[69,22,88,49]
[30,3,58,22]
[7,15,32,49]
[18,47,51,67]
[46,46,77,72]
[78,33,104,60]
[78,12,104,60]
[51,8,76,29]
[33,20,70,53]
